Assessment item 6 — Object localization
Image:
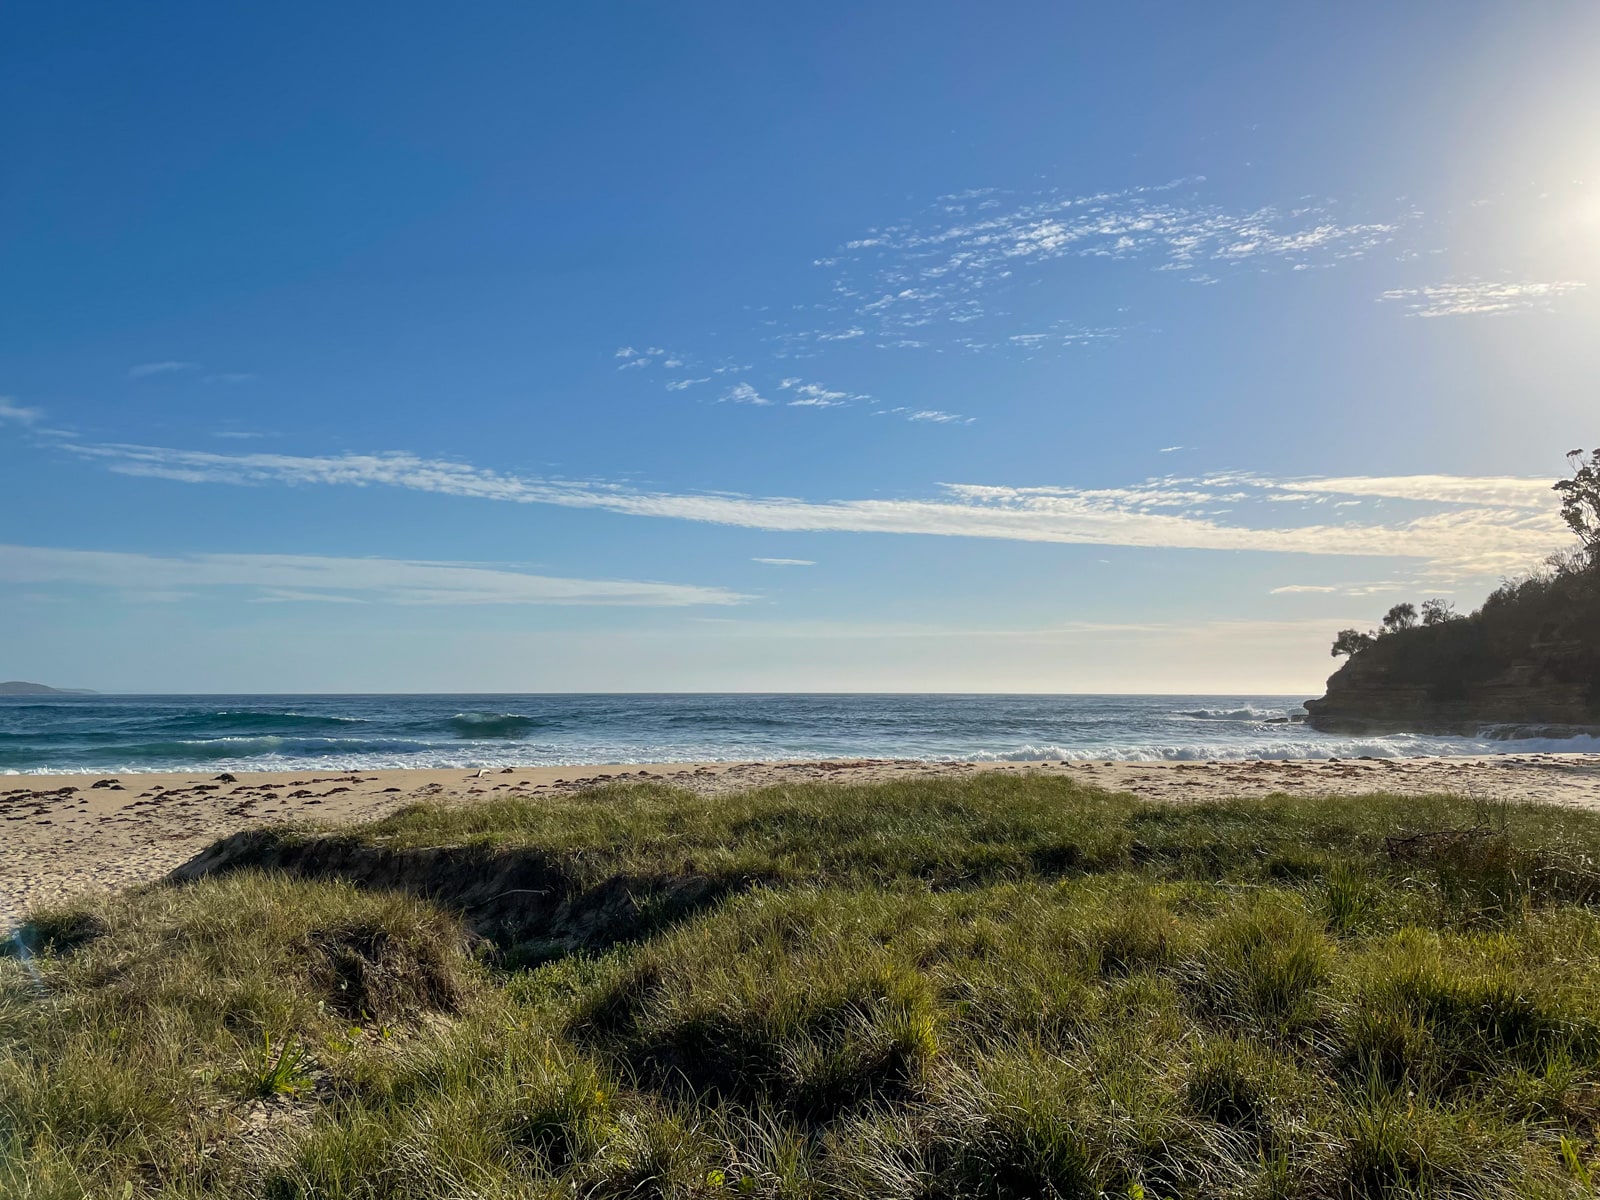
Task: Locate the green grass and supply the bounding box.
[8,774,1600,1197]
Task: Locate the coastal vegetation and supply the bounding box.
[11,774,1600,1196]
[1312,449,1600,733]
[1554,447,1600,555]
[1318,548,1600,711]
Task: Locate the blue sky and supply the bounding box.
[2,1,1596,693]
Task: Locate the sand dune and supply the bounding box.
[7,753,1600,921]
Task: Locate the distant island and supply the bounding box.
[1307,447,1599,736]
[0,681,97,696]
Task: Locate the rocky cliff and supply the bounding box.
[1305,562,1600,737]
[1304,641,1599,736]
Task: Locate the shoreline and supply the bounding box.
[8,753,1600,921]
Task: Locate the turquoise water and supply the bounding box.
[4,694,1597,774]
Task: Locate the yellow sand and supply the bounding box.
[6,753,1600,920]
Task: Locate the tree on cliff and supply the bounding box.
[1381,603,1418,633]
[1331,629,1375,658]
[1421,598,1459,626]
[1556,447,1600,559]
[1327,447,1598,663]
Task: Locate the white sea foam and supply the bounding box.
[1175,706,1300,721]
[974,733,1600,763]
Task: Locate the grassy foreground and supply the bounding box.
[8,775,1600,1197]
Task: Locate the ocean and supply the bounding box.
[3,693,1598,775]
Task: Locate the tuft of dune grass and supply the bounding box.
[8,773,1600,1197]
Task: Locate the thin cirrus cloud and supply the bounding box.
[778,378,863,408]
[0,543,749,608]
[127,361,255,382]
[59,440,1571,578]
[621,348,940,422]
[1378,280,1588,318]
[885,407,974,425]
[1237,473,1559,508]
[814,178,1406,342]
[127,361,201,378]
[0,397,42,425]
[1269,582,1411,597]
[753,557,816,567]
[613,177,1409,432]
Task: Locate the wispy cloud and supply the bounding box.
[753,557,816,566]
[630,356,962,424]
[1378,280,1588,318]
[57,440,1571,577]
[0,397,42,425]
[818,179,1405,342]
[1000,326,1118,352]
[619,345,749,384]
[0,543,748,608]
[777,378,862,408]
[642,361,956,422]
[884,407,974,425]
[1229,473,1558,508]
[1270,581,1410,597]
[128,361,256,383]
[614,178,1408,431]
[128,361,201,378]
[615,346,712,372]
[722,382,773,406]
[252,588,369,605]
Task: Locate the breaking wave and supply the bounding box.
[446,713,541,739]
[1479,725,1600,746]
[1176,706,1302,721]
[107,736,431,761]
[970,731,1593,762]
[154,711,368,735]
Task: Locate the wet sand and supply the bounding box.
[7,753,1600,921]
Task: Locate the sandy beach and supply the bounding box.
[7,753,1600,921]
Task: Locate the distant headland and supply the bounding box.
[1307,447,1599,737]
[0,681,98,696]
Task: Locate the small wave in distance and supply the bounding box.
[1176,706,1302,722]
